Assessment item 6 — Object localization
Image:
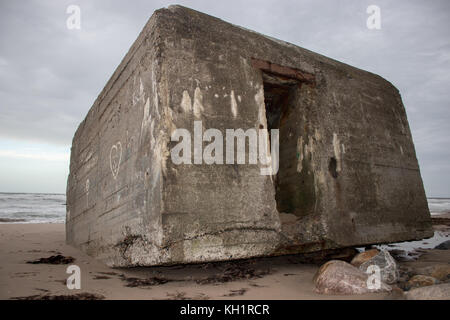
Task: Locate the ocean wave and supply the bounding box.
[0,193,66,224]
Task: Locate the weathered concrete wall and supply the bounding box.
[67,5,433,267]
[66,11,168,266]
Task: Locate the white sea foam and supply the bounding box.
[373,230,450,261]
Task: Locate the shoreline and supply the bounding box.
[1,211,447,225]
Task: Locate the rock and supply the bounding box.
[385,286,406,300]
[350,249,379,267]
[314,260,391,295]
[360,249,399,284]
[325,248,359,263]
[386,249,410,262]
[413,264,450,281]
[430,265,450,281]
[407,275,439,290]
[435,240,450,250]
[396,266,415,289]
[405,283,450,300]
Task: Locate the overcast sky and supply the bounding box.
[0,0,449,196]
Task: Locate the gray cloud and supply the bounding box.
[0,0,449,196]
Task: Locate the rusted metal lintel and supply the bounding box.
[251,58,315,84]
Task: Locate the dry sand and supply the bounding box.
[0,221,448,300]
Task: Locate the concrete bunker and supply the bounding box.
[66,6,433,267]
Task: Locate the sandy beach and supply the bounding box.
[0,216,449,300]
[1,0,449,307]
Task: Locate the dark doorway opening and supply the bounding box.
[262,72,299,214]
[252,58,316,216]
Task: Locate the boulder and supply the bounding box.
[386,249,410,262]
[360,249,399,284]
[350,249,379,267]
[407,275,439,290]
[435,240,450,250]
[325,248,359,263]
[387,286,406,300]
[405,283,450,300]
[413,264,450,281]
[314,260,391,295]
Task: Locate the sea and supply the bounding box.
[0,192,449,224]
[0,193,66,223]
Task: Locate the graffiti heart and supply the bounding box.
[110,142,122,180]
